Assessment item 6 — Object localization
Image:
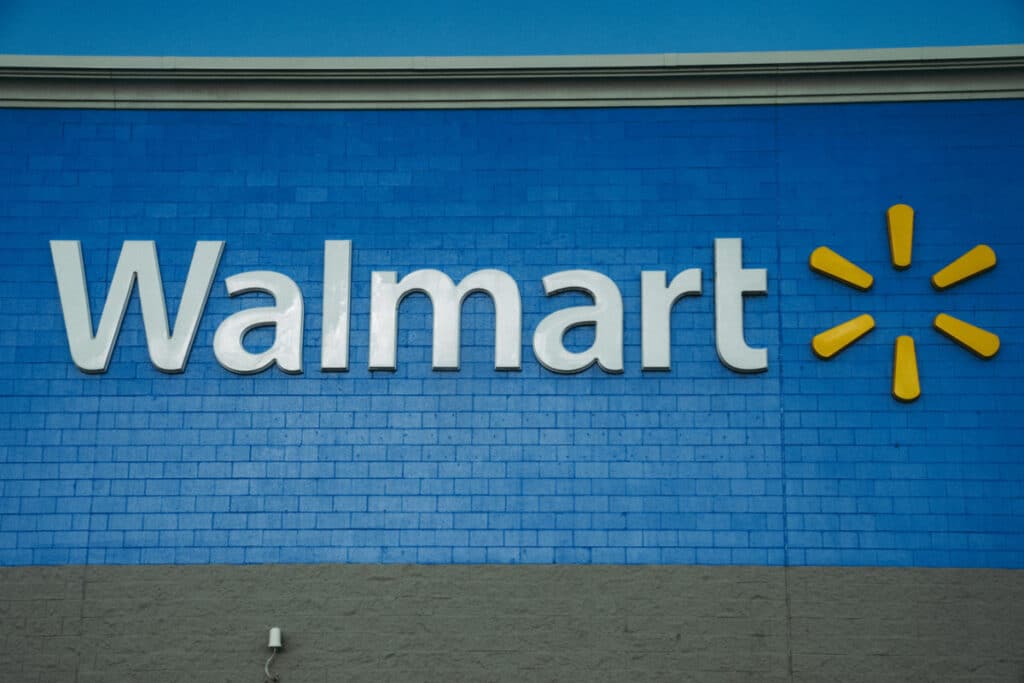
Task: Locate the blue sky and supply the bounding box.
[1,0,1022,56]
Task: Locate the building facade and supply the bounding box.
[1,46,1023,680]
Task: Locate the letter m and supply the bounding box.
[369,269,522,371]
[50,240,224,373]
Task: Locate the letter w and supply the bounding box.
[50,241,224,373]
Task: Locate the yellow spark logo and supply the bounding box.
[808,204,999,402]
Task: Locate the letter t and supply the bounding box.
[714,238,767,373]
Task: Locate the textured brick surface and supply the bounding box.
[0,564,1021,681]
[0,101,1021,566]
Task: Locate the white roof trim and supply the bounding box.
[1,45,1022,108]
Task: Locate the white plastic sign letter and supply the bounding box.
[641,269,702,370]
[213,271,305,374]
[713,238,767,373]
[533,270,623,374]
[50,240,224,373]
[369,269,521,371]
[320,240,352,371]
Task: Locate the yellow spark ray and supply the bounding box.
[887,204,914,270]
[931,244,997,290]
[933,313,1000,359]
[811,314,876,359]
[892,336,921,402]
[809,246,874,291]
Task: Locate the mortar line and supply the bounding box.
[770,96,795,681]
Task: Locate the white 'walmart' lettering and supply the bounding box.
[49,239,768,375]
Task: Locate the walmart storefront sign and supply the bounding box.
[49,239,767,376]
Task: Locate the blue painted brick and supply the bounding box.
[0,101,1021,567]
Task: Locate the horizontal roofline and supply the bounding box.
[1,44,1023,109]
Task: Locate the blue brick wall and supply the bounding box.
[0,101,1021,567]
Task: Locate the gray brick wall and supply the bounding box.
[2,565,1021,681]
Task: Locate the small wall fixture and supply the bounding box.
[265,626,282,682]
